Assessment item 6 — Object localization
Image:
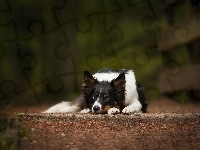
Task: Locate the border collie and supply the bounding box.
[43,68,147,114]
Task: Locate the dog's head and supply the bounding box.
[82,71,126,114]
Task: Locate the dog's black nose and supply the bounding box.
[93,106,100,112]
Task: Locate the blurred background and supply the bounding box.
[0,0,200,107]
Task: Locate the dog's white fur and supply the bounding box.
[43,70,142,114]
[107,107,120,114]
[43,101,80,113]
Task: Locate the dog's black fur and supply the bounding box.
[136,81,148,113]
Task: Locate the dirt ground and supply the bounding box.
[0,97,200,150]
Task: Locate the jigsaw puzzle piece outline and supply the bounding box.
[0,0,82,103]
[160,9,200,94]
[128,0,160,33]
[84,0,160,71]
[80,0,125,70]
[26,6,87,96]
[0,0,12,15]
[0,18,41,103]
[0,0,174,104]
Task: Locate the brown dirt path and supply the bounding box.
[20,113,200,150]
[1,113,200,150]
[0,98,200,150]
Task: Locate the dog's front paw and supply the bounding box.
[122,105,142,114]
[79,108,91,113]
[107,108,120,115]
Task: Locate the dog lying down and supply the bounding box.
[43,68,148,114]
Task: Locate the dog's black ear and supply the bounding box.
[82,71,98,93]
[111,72,126,92]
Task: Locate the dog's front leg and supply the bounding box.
[122,100,142,114]
[79,108,91,113]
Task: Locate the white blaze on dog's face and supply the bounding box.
[88,72,126,114]
[92,96,103,114]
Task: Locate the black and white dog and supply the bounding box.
[43,68,147,114]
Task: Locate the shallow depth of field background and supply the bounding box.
[0,1,200,106]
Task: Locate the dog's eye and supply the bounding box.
[103,94,109,100]
[92,92,99,100]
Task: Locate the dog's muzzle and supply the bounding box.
[92,101,103,113]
